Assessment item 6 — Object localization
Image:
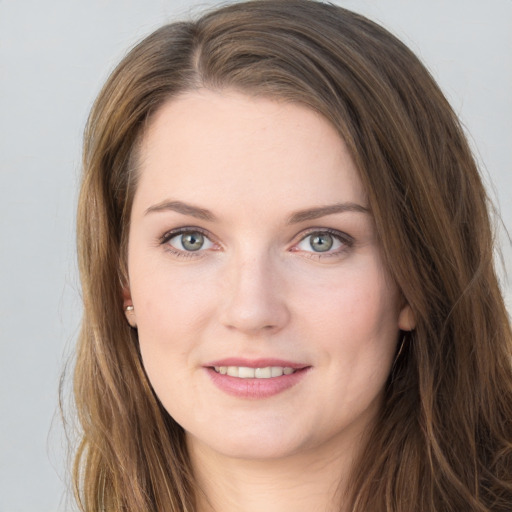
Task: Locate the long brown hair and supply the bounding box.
[72,1,512,510]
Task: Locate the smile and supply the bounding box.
[213,366,296,378]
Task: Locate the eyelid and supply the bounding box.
[159,226,220,257]
[159,226,212,244]
[291,227,354,256]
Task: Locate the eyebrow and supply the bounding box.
[286,202,370,224]
[145,200,216,221]
[144,199,369,223]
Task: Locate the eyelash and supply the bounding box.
[294,228,354,260]
[159,227,353,260]
[159,227,216,259]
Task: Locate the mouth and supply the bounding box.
[212,365,298,378]
[205,359,309,398]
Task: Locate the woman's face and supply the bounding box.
[126,90,412,460]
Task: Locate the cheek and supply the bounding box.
[134,273,215,345]
[296,260,400,377]
[132,272,211,409]
[130,239,217,320]
[128,252,223,384]
[297,260,399,336]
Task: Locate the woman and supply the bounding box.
[72,0,512,510]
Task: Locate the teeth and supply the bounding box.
[239,366,255,378]
[213,366,297,379]
[256,367,272,378]
[270,367,282,377]
[227,366,239,377]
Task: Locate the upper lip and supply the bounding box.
[204,358,309,369]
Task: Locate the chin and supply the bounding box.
[187,424,311,461]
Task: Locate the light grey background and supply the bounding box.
[0,1,510,510]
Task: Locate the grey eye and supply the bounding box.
[181,232,204,251]
[169,231,212,252]
[309,233,334,252]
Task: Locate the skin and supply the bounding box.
[124,89,414,511]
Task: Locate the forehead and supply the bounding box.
[134,89,366,215]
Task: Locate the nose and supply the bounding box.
[219,252,290,336]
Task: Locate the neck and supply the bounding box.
[188,432,363,512]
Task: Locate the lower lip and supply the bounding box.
[206,367,309,399]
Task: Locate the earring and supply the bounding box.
[125,305,134,312]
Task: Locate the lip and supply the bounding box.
[204,358,311,399]
[205,358,308,369]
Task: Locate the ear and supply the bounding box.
[398,303,416,331]
[122,286,137,328]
